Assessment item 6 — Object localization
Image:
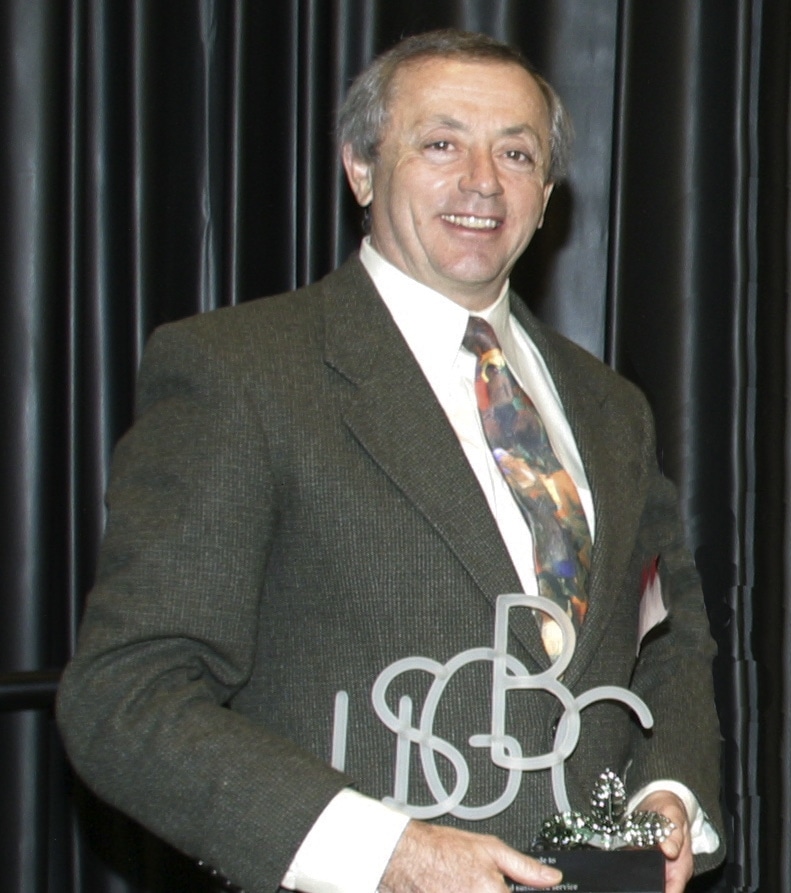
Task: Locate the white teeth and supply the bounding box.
[441,214,499,230]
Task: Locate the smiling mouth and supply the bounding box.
[441,214,501,230]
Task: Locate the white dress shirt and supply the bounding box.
[280,241,718,893]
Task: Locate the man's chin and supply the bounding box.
[431,263,510,307]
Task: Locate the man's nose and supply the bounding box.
[459,149,504,197]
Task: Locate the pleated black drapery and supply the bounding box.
[1,1,788,891]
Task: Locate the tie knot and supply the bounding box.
[463,316,501,358]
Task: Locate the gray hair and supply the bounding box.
[337,28,573,182]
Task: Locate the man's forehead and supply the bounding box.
[385,57,550,131]
[388,56,546,113]
[394,54,534,83]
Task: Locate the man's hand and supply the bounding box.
[634,790,693,893]
[378,821,562,893]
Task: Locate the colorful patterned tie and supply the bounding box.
[463,316,592,655]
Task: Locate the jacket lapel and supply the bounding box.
[320,259,548,664]
[318,259,647,674]
[513,301,648,686]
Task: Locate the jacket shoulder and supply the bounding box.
[154,255,367,347]
[512,296,651,411]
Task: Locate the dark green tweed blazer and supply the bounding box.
[57,256,724,892]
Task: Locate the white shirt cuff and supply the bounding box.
[627,780,720,855]
[281,789,411,893]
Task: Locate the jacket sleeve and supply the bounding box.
[625,399,725,875]
[56,320,352,893]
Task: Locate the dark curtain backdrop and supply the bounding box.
[1,1,788,891]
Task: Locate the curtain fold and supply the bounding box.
[608,4,753,889]
[0,1,787,890]
[753,1,791,889]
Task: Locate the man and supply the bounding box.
[57,29,724,893]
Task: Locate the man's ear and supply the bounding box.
[342,143,374,207]
[537,180,555,229]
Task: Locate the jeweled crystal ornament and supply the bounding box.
[534,770,675,851]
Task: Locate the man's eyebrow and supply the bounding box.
[501,123,541,139]
[419,117,541,139]
[420,115,467,130]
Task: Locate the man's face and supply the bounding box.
[343,56,555,311]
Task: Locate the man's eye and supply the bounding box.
[426,140,452,151]
[505,149,533,164]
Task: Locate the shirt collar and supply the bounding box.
[359,238,512,377]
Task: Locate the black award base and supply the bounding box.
[510,848,665,893]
